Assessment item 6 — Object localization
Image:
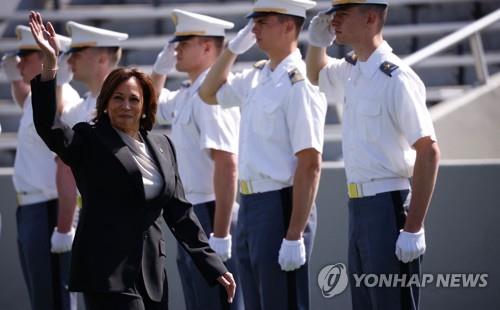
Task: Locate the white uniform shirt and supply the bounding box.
[13,84,81,201]
[319,41,436,183]
[61,92,97,127]
[216,49,327,188]
[158,69,240,204]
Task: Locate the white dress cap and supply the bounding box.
[170,9,234,42]
[16,25,71,55]
[326,0,388,14]
[247,0,317,19]
[66,21,128,52]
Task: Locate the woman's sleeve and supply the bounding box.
[31,75,83,166]
[162,136,227,286]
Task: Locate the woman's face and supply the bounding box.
[107,77,144,134]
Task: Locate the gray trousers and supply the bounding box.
[16,199,76,310]
[237,187,317,310]
[176,201,244,310]
[348,190,421,310]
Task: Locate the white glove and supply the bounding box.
[228,21,256,55]
[395,228,426,263]
[56,53,73,86]
[153,43,176,75]
[278,238,306,272]
[50,227,75,253]
[1,54,22,82]
[209,233,232,262]
[308,11,335,48]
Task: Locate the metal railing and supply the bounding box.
[404,8,500,85]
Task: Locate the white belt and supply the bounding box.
[347,178,410,199]
[17,191,53,206]
[239,179,288,195]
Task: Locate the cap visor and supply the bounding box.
[327,3,387,14]
[246,11,282,19]
[326,6,338,14]
[66,46,91,54]
[169,35,196,43]
[17,49,39,57]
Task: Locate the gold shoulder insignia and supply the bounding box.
[288,68,305,85]
[344,52,358,65]
[253,59,267,70]
[379,61,399,77]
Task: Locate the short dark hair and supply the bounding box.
[94,68,157,131]
[277,14,305,38]
[94,46,122,67]
[198,36,225,55]
[358,4,388,28]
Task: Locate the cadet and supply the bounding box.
[151,9,243,310]
[3,25,80,310]
[306,1,440,309]
[199,0,327,309]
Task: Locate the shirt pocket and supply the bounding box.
[357,99,382,142]
[172,106,198,149]
[252,98,282,138]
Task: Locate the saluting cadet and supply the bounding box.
[3,25,80,310]
[150,9,243,310]
[199,0,327,309]
[54,22,128,248]
[306,1,440,309]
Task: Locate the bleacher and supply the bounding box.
[1,0,499,164]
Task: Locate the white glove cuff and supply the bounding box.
[400,227,424,237]
[55,227,75,237]
[210,233,231,242]
[282,238,304,247]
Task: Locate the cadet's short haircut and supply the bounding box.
[277,14,305,39]
[359,4,388,29]
[198,36,225,55]
[96,46,122,67]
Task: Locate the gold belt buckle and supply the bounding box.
[240,180,253,195]
[347,183,363,199]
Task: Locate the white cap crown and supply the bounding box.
[171,9,234,42]
[66,21,128,49]
[16,25,71,52]
[249,0,317,18]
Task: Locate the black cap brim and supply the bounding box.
[169,35,225,43]
[326,3,387,14]
[17,49,40,57]
[246,11,289,19]
[169,35,195,43]
[65,46,91,54]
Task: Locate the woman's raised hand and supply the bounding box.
[29,11,59,71]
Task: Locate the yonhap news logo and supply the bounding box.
[317,263,349,298]
[318,263,489,299]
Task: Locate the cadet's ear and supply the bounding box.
[284,19,295,35]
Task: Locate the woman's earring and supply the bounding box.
[141,113,146,119]
[104,109,108,114]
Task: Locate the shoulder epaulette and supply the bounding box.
[379,61,399,77]
[288,68,305,85]
[181,80,192,88]
[344,52,358,65]
[253,59,267,70]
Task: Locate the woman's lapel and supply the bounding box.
[94,120,146,201]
